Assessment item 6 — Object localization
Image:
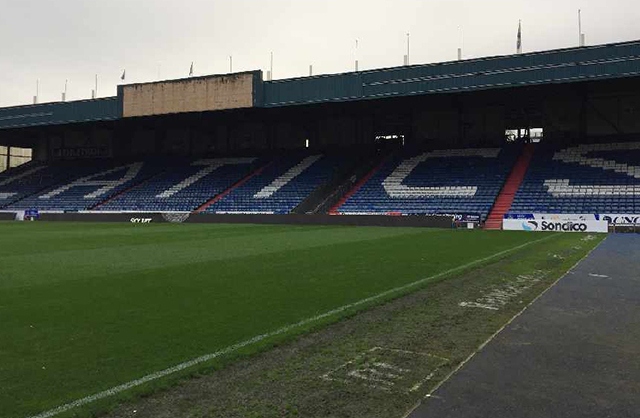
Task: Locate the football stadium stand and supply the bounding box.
[0,162,56,208]
[0,40,639,226]
[0,161,138,210]
[204,154,343,214]
[332,146,521,220]
[0,154,343,214]
[95,157,258,212]
[484,144,536,229]
[4,141,639,222]
[508,142,640,215]
[7,160,163,211]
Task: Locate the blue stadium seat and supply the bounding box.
[8,159,165,211]
[96,157,257,212]
[206,153,341,214]
[507,142,640,216]
[336,146,520,220]
[4,154,342,214]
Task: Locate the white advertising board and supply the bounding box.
[503,219,608,233]
[506,213,640,226]
[596,214,640,226]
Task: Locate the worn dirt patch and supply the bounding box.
[95,234,599,418]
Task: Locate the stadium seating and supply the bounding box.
[508,142,640,215]
[0,161,95,209]
[0,162,44,207]
[8,160,164,211]
[334,146,521,220]
[7,141,636,217]
[96,157,258,212]
[205,154,341,214]
[3,155,340,214]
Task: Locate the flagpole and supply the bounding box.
[578,9,582,47]
[406,32,410,65]
[517,20,522,54]
[458,27,463,60]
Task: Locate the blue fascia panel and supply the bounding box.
[0,97,119,130]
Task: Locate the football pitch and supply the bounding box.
[0,222,598,418]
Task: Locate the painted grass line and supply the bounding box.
[27,233,558,418]
[402,234,606,418]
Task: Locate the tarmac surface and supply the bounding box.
[407,234,640,418]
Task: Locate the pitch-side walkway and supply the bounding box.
[407,234,640,418]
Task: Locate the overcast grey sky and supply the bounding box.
[0,0,638,108]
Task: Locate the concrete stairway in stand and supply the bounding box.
[484,144,536,230]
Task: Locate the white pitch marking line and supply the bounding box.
[409,371,437,393]
[458,301,500,310]
[459,271,547,311]
[347,369,399,384]
[377,348,449,364]
[401,235,607,418]
[321,347,448,383]
[27,234,559,418]
[372,362,411,373]
[323,347,449,394]
[321,347,381,381]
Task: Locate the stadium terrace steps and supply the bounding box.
[507,141,640,215]
[293,150,386,215]
[0,162,43,207]
[89,168,169,210]
[485,143,536,230]
[329,155,390,215]
[194,162,272,213]
[0,162,81,208]
[332,146,520,219]
[204,154,342,215]
[8,160,166,212]
[94,158,257,212]
[0,161,119,210]
[9,141,638,218]
[3,156,345,214]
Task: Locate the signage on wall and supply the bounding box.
[503,219,608,233]
[505,213,640,226]
[51,147,111,159]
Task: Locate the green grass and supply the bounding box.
[107,231,600,418]
[1,222,553,418]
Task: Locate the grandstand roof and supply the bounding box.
[1,39,639,131]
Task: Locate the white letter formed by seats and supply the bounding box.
[156,158,255,199]
[546,142,640,197]
[39,163,143,200]
[383,149,500,198]
[254,155,322,199]
[0,166,47,200]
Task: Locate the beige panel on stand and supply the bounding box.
[122,72,255,118]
